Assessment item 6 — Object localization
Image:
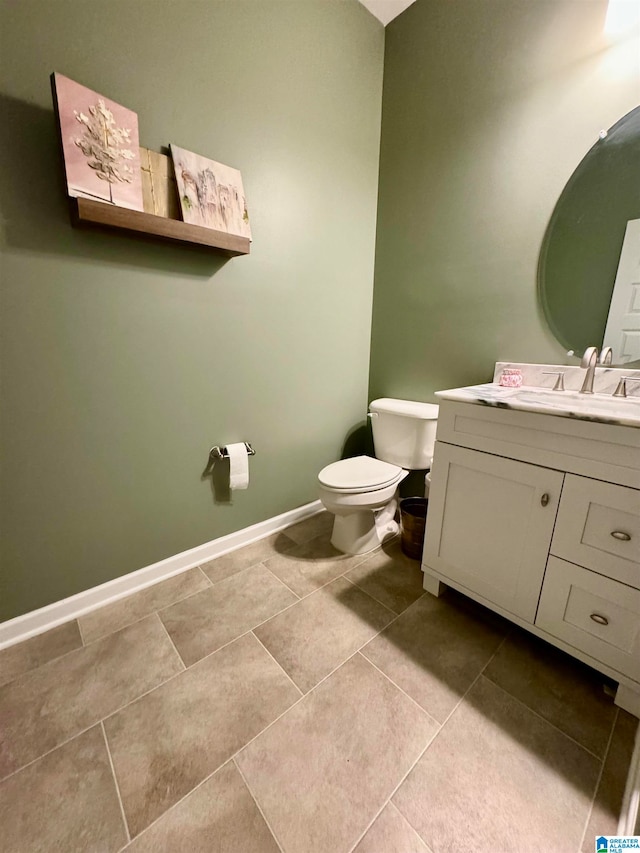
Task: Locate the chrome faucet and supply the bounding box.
[579,346,599,394]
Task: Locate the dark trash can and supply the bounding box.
[399,497,428,560]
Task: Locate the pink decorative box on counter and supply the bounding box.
[499,368,523,388]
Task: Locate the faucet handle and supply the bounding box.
[542,371,565,391]
[613,377,640,398]
[581,346,599,368]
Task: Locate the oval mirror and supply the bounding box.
[538,105,640,364]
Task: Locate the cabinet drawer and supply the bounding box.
[551,475,640,589]
[536,556,640,682]
[435,400,640,488]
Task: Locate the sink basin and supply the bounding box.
[515,389,631,411]
[435,384,640,427]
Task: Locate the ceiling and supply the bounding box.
[358,0,418,26]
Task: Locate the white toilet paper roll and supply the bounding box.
[226,442,249,490]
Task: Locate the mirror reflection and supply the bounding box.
[538,105,640,364]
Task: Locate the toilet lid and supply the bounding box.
[318,455,402,492]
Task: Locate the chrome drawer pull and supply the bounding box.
[611,530,631,542]
[590,613,609,626]
[540,493,550,507]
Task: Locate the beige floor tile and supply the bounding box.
[393,676,600,853]
[236,653,437,853]
[346,539,425,614]
[255,577,395,692]
[105,632,300,838]
[353,802,432,853]
[0,621,82,687]
[263,533,373,597]
[0,725,127,853]
[0,615,182,779]
[282,510,334,545]
[484,628,617,757]
[582,709,639,849]
[160,563,298,666]
[79,568,211,644]
[124,761,280,852]
[361,591,507,722]
[200,531,297,585]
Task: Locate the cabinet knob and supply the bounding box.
[590,613,609,626]
[540,493,550,507]
[611,530,631,542]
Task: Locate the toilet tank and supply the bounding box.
[369,398,439,470]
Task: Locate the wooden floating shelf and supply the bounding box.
[69,197,251,257]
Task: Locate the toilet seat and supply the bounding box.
[318,455,403,493]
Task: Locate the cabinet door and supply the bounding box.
[423,443,564,622]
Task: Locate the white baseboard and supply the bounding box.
[0,500,323,650]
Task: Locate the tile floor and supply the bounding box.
[0,510,636,853]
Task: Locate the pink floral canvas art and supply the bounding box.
[51,73,144,211]
[170,144,251,238]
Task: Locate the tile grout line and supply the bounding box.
[262,537,384,602]
[376,629,612,853]
[200,558,296,594]
[75,544,307,650]
[0,622,88,691]
[347,633,512,853]
[357,652,441,727]
[80,574,218,647]
[482,671,607,762]
[0,581,493,789]
[227,650,367,761]
[354,588,431,651]
[251,631,304,697]
[386,801,436,853]
[0,611,483,789]
[154,612,187,671]
[476,629,615,763]
[0,533,372,781]
[1,521,322,662]
[76,617,87,647]
[577,707,620,853]
[340,572,418,619]
[81,538,375,655]
[256,580,433,711]
[260,562,303,600]
[108,651,371,847]
[340,575,399,618]
[1,625,213,785]
[195,565,213,587]
[100,721,131,844]
[343,723,440,853]
[0,719,100,786]
[3,538,496,832]
[233,757,287,853]
[99,614,306,729]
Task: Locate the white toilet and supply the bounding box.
[318,398,439,555]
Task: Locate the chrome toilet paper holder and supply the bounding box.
[204,442,255,475]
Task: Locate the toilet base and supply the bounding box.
[330,497,399,556]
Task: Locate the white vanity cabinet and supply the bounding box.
[422,399,640,716]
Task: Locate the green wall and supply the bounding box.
[4,0,639,623]
[0,0,384,621]
[370,0,640,402]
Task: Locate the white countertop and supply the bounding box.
[435,383,640,428]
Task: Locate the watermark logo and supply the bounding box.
[596,837,640,851]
